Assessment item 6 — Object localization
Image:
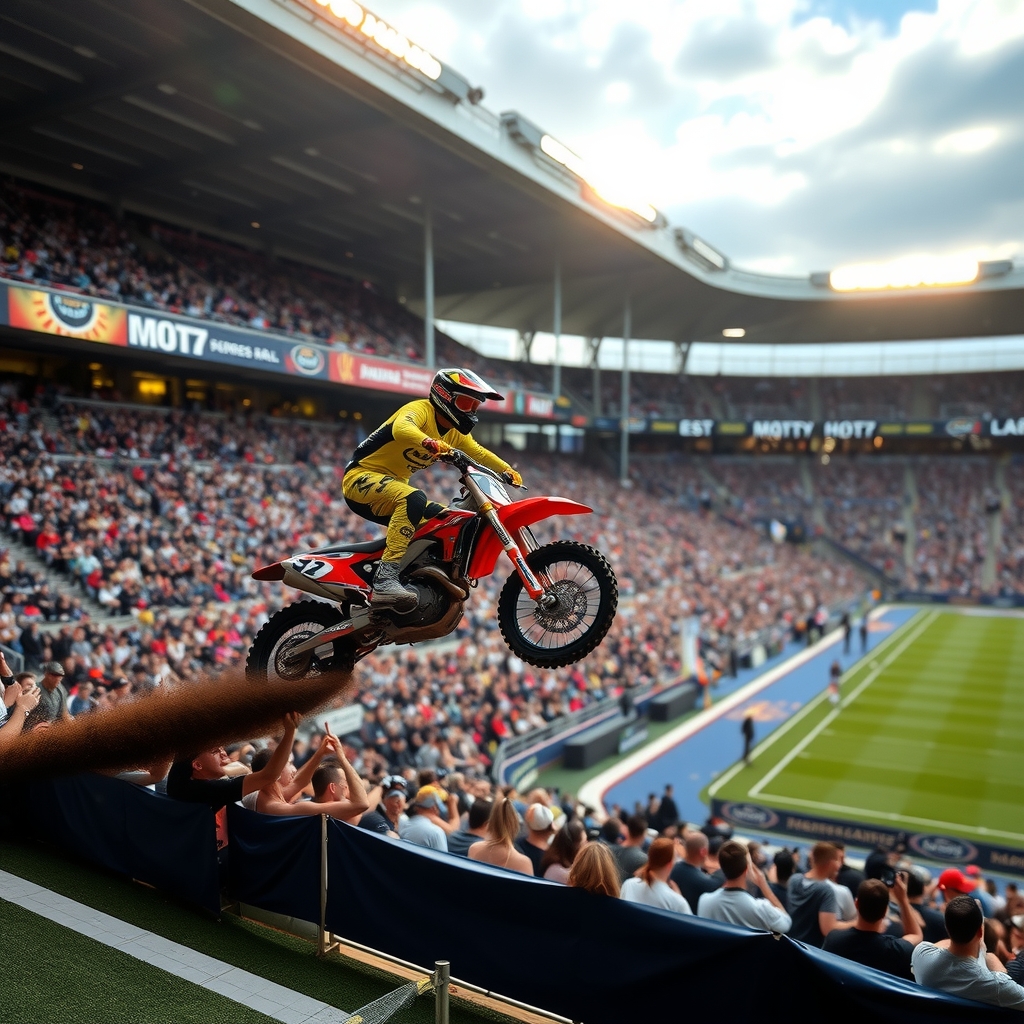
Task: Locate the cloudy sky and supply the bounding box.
[367,0,1024,276]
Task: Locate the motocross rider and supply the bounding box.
[343,367,523,611]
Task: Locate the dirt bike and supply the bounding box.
[246,450,618,682]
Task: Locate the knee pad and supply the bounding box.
[404,489,428,526]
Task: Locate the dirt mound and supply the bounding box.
[0,668,353,781]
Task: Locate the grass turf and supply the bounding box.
[707,609,1024,847]
[0,837,514,1024]
[1,897,277,1024]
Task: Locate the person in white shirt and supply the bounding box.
[621,838,693,916]
[912,894,1024,1010]
[698,840,791,933]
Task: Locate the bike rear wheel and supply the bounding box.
[245,601,356,683]
[497,541,617,669]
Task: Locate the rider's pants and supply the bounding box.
[342,469,445,564]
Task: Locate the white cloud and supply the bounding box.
[934,125,1000,154]
[365,0,1024,272]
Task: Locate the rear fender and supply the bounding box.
[467,496,592,580]
[252,554,373,597]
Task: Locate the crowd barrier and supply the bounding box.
[7,774,1021,1022]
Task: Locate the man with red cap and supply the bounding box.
[938,867,995,917]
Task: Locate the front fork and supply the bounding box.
[461,473,556,606]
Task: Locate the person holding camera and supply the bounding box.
[822,872,923,980]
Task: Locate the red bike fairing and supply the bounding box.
[466,496,592,579]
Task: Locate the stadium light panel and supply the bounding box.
[722,328,745,338]
[829,254,980,292]
[308,0,443,82]
[536,133,661,226]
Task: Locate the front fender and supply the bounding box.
[467,496,592,580]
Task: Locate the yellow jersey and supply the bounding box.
[346,399,512,482]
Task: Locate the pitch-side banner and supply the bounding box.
[1,281,559,417]
[588,413,1024,439]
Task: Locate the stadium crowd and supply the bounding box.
[2,383,864,763]
[566,365,1024,422]
[637,453,1024,598]
[0,178,547,393]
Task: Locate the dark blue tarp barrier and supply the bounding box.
[323,820,1018,1024]
[227,805,322,925]
[4,779,1020,1021]
[17,775,219,915]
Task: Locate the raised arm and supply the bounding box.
[282,727,336,802]
[893,871,924,946]
[243,713,300,796]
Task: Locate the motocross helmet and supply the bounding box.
[429,367,504,434]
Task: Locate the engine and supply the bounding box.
[388,580,450,628]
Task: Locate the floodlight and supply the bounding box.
[674,229,728,272]
[829,254,980,292]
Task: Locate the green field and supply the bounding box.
[708,609,1024,847]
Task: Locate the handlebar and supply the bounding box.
[437,450,526,491]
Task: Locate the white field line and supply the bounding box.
[750,792,1024,844]
[577,604,895,813]
[706,607,924,800]
[748,610,940,799]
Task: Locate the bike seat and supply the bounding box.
[303,538,387,556]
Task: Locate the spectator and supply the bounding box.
[167,712,301,869]
[705,835,726,886]
[770,849,794,908]
[567,842,620,898]
[515,803,556,876]
[938,868,992,915]
[541,820,587,883]
[787,842,852,948]
[611,815,648,883]
[654,785,678,831]
[621,838,692,916]
[68,680,96,717]
[670,832,721,914]
[907,870,947,943]
[823,874,922,980]
[400,787,449,852]
[359,775,407,838]
[22,660,71,731]
[1007,917,1024,986]
[468,796,533,875]
[448,798,492,857]
[0,676,39,753]
[0,650,19,725]
[305,758,371,822]
[697,841,791,933]
[911,895,1024,1009]
[835,842,866,896]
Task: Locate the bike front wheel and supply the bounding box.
[497,541,618,669]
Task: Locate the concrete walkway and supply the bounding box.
[0,869,350,1024]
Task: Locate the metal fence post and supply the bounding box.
[318,814,328,956]
[434,960,450,1024]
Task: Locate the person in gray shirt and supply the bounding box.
[912,895,1024,1010]
[23,661,71,730]
[399,789,449,851]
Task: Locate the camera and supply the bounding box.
[880,865,897,888]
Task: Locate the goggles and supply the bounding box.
[381,774,408,793]
[453,394,481,414]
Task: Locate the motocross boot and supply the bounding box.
[371,561,418,613]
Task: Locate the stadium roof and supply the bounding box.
[2,0,1023,346]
